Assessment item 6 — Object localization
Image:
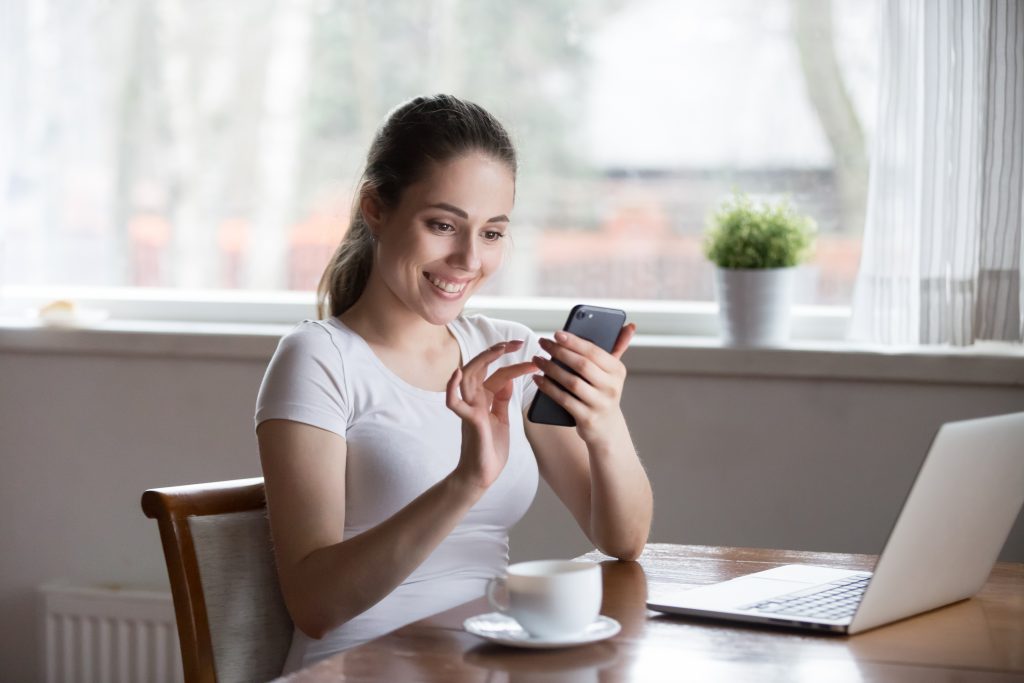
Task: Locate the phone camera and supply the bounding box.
[576,310,587,320]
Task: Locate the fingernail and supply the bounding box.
[554,331,568,342]
[532,355,545,365]
[532,375,543,383]
[538,337,551,348]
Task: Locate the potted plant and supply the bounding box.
[704,193,815,347]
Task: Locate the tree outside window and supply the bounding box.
[0,0,877,306]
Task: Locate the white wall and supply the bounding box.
[517,373,1024,561]
[1,342,1021,682]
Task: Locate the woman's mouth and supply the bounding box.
[424,272,469,295]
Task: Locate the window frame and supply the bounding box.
[3,286,1022,391]
[0,285,851,340]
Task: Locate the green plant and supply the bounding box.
[703,193,816,269]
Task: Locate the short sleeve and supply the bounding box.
[255,322,351,437]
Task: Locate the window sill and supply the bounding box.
[1,316,1021,387]
[0,286,846,337]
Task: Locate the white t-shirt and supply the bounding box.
[255,314,542,673]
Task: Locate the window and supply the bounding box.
[1,0,878,306]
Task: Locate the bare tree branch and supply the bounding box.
[792,0,868,234]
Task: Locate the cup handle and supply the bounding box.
[486,575,509,612]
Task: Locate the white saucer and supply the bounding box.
[463,613,621,649]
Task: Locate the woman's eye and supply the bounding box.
[429,221,455,233]
[482,230,506,242]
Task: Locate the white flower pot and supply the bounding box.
[714,267,796,347]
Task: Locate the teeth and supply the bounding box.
[428,275,466,294]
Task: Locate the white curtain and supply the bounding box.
[851,0,1024,345]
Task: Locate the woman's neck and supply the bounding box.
[339,277,453,354]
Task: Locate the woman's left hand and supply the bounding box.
[532,323,637,448]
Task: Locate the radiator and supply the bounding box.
[40,583,183,683]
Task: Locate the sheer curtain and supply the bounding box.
[851,0,1024,345]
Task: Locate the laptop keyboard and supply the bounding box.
[744,575,870,621]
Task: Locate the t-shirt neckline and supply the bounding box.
[326,316,468,403]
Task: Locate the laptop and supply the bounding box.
[646,411,1024,635]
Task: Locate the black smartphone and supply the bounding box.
[527,304,628,427]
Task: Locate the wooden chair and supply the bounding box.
[142,478,293,683]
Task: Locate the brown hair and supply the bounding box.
[316,95,517,318]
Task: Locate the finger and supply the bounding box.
[460,339,520,397]
[445,367,472,418]
[532,356,600,404]
[549,331,619,374]
[610,323,637,359]
[482,361,538,394]
[460,363,481,404]
[462,339,528,394]
[493,379,515,402]
[538,338,603,385]
[462,340,524,378]
[491,380,514,425]
[532,373,587,418]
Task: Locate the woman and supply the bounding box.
[255,94,652,673]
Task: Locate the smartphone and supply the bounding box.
[527,304,628,427]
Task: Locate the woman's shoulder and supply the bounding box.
[273,317,358,361]
[280,316,356,344]
[257,318,354,433]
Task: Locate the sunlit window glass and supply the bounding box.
[0,0,877,305]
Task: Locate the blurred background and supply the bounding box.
[0,0,878,305]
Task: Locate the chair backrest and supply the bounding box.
[141,477,293,683]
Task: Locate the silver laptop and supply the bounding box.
[646,411,1024,635]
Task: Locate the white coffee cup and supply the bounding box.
[486,560,602,639]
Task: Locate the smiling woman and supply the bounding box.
[254,95,653,673]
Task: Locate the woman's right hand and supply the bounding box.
[446,340,537,490]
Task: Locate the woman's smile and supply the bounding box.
[424,272,471,296]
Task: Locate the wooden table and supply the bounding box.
[281,544,1024,682]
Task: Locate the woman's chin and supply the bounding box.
[418,283,474,324]
[421,304,464,326]
[409,294,460,325]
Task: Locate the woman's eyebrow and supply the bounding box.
[428,202,509,224]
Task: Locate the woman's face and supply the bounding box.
[367,152,515,325]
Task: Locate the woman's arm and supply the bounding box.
[524,324,653,560]
[258,420,488,639]
[258,342,535,640]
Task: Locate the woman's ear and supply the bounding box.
[359,190,386,235]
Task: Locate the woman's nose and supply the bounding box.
[449,234,481,271]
